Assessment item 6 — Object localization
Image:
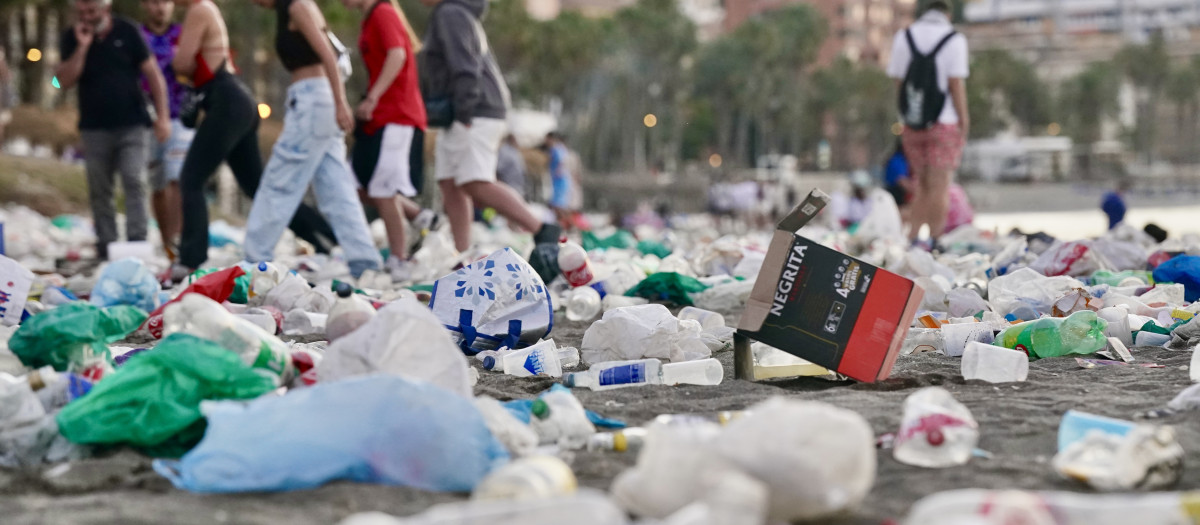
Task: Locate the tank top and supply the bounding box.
[275,0,322,72]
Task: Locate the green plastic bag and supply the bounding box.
[189,268,251,304]
[637,240,672,258]
[1091,270,1154,287]
[56,333,277,457]
[624,272,711,306]
[8,303,147,371]
[583,230,637,251]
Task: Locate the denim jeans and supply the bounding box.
[244,77,380,276]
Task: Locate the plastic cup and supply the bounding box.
[941,322,996,357]
[1057,410,1136,452]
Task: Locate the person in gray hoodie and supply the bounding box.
[419,0,560,253]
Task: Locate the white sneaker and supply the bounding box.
[387,256,419,284]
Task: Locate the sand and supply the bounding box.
[2,305,1199,525]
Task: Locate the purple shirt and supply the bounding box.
[140,23,185,119]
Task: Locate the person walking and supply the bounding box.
[139,0,193,263]
[496,134,526,199]
[887,0,968,249]
[244,0,381,278]
[341,0,434,282]
[418,0,559,253]
[56,0,172,261]
[170,0,341,278]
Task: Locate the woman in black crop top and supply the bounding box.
[243,0,381,278]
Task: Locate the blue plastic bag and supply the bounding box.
[1153,255,1200,302]
[153,375,508,493]
[90,258,162,312]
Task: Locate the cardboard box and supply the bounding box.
[736,189,924,383]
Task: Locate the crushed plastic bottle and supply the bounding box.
[995,310,1108,360]
[162,293,294,382]
[558,241,594,288]
[472,455,577,501]
[326,283,377,342]
[485,339,564,378]
[563,358,723,390]
[894,387,979,468]
[564,286,602,321]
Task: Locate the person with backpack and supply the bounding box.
[886,0,969,249]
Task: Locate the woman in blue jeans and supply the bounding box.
[246,0,380,278]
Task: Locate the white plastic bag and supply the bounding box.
[429,248,552,352]
[581,304,711,364]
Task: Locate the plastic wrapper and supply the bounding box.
[430,248,553,352]
[9,303,146,371]
[55,333,277,456]
[153,375,508,492]
[89,258,162,312]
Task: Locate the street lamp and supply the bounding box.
[644,113,657,128]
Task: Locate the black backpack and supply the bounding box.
[898,29,958,130]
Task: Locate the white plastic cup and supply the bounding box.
[677,306,726,331]
[961,341,1028,383]
[941,323,996,357]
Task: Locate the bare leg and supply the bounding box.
[440,179,473,252]
[460,180,540,233]
[372,195,410,260]
[399,197,421,220]
[924,168,953,239]
[907,164,929,242]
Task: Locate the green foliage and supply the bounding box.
[967,50,1052,137]
[1059,62,1119,144]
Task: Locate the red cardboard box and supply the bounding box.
[736,189,924,383]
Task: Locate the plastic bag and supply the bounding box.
[987,268,1084,318]
[583,230,637,251]
[1152,255,1200,302]
[0,254,35,326]
[582,304,711,363]
[9,303,146,371]
[187,268,251,305]
[638,240,672,258]
[624,273,710,306]
[55,333,276,457]
[430,248,553,352]
[142,265,246,339]
[153,375,508,493]
[320,297,473,397]
[89,258,162,312]
[852,188,904,242]
[1030,241,1113,277]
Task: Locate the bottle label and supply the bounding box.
[523,353,545,376]
[599,363,646,386]
[252,341,286,375]
[563,265,594,288]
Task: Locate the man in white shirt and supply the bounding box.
[886,0,969,246]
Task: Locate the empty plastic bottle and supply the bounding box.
[480,343,578,373]
[563,358,723,390]
[557,241,594,288]
[995,310,1108,360]
[162,294,293,381]
[249,262,283,300]
[565,286,602,321]
[326,283,377,342]
[471,455,577,500]
[485,340,563,378]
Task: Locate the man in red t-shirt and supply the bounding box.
[345,0,437,282]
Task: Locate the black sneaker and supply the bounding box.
[533,223,562,245]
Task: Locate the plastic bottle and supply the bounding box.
[529,387,596,447]
[564,358,723,390]
[486,340,564,378]
[565,286,602,321]
[557,347,580,369]
[249,262,283,299]
[587,427,648,453]
[282,309,327,336]
[995,310,1108,359]
[326,283,377,342]
[557,241,594,288]
[677,306,725,331]
[471,455,577,500]
[479,343,578,372]
[904,488,1200,525]
[162,293,293,381]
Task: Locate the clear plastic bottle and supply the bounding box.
[480,343,578,372]
[564,358,723,390]
[471,455,577,500]
[162,293,293,381]
[249,261,283,300]
[326,283,377,342]
[996,310,1108,359]
[557,241,594,288]
[587,427,648,453]
[565,286,602,321]
[488,340,563,378]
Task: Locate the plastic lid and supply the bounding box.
[483,356,497,370]
[258,262,268,271]
[531,399,551,419]
[613,431,628,452]
[335,282,354,298]
[563,374,576,388]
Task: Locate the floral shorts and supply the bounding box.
[902,124,964,172]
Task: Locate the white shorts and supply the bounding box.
[434,118,507,186]
[149,119,196,191]
[357,124,418,198]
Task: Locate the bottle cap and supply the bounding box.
[258,262,268,272]
[613,431,628,452]
[563,373,576,388]
[482,356,497,370]
[335,282,353,298]
[531,399,550,419]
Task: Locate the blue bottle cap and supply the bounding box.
[563,373,576,388]
[335,282,354,298]
[258,262,268,271]
[483,356,497,370]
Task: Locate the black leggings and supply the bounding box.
[178,70,337,268]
